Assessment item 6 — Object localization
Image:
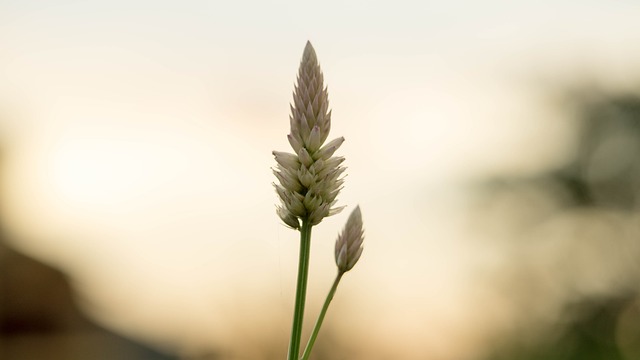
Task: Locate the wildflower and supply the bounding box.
[334,206,364,272]
[273,41,346,228]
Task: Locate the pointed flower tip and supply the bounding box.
[302,41,317,63]
[346,205,362,231]
[352,205,361,218]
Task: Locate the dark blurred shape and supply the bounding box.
[0,239,177,360]
[485,294,636,360]
[554,89,640,210]
[477,86,640,360]
[0,242,89,334]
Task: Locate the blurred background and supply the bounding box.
[1,1,640,359]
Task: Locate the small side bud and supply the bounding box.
[334,206,365,272]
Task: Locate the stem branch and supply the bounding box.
[300,271,344,360]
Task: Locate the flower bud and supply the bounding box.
[335,206,364,272]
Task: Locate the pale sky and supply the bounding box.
[2,1,640,358]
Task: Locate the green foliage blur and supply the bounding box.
[480,88,640,360]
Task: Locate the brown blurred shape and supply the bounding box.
[0,239,176,360]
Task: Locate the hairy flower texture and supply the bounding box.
[273,41,346,229]
[335,206,364,272]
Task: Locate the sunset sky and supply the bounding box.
[2,1,640,358]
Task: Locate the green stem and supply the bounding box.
[300,271,344,360]
[288,219,313,360]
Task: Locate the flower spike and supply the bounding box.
[273,42,345,227]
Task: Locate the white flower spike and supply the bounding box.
[273,41,345,228]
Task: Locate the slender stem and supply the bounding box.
[300,271,344,360]
[288,219,313,360]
